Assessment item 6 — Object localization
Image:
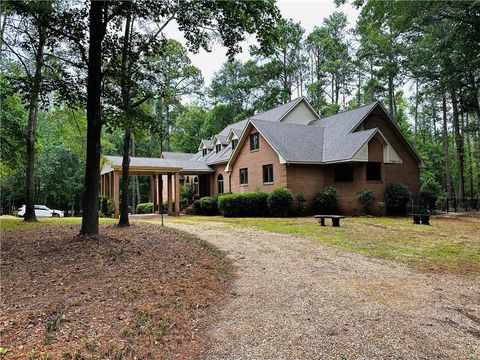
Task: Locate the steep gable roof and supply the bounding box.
[250,120,324,163]
[226,100,423,169]
[250,96,319,123]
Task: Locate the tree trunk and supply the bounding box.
[119,129,131,226]
[414,79,419,147]
[388,75,394,116]
[465,114,475,198]
[24,26,46,222]
[451,89,465,200]
[80,1,105,235]
[118,8,132,226]
[130,136,136,213]
[442,94,452,199]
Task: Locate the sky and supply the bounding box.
[164,0,360,87]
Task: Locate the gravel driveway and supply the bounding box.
[167,220,480,359]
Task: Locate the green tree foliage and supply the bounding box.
[250,19,305,105]
[305,12,352,115]
[171,105,208,153]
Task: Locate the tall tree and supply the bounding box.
[305,11,352,115]
[76,0,280,235]
[1,1,54,222]
[250,19,304,104]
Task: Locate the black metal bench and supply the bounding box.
[412,214,430,225]
[314,215,346,227]
[409,204,431,225]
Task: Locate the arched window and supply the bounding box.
[217,174,224,194]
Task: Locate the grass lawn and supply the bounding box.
[0,215,117,232]
[162,215,480,273]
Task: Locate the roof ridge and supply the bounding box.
[251,96,303,119]
[320,101,379,121]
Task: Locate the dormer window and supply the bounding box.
[232,139,238,150]
[202,148,208,156]
[216,144,222,153]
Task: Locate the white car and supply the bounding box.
[17,205,64,218]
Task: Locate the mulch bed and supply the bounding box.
[0,222,232,359]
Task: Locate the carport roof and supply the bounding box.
[101,155,213,175]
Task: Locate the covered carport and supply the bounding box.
[100,156,184,218]
[100,155,214,218]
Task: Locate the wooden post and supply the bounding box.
[150,175,154,203]
[175,172,180,216]
[167,173,173,215]
[113,170,120,219]
[152,174,158,213]
[159,176,164,225]
[100,174,104,196]
[157,174,163,214]
[109,172,113,198]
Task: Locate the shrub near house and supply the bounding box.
[218,192,270,217]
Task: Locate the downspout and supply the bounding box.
[228,171,232,193]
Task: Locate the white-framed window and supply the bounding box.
[263,164,273,183]
[217,174,224,194]
[250,133,259,151]
[239,168,248,185]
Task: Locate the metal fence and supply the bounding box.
[409,196,480,214]
[436,197,480,213]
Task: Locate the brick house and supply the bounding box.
[101,97,422,216]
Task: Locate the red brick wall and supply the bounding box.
[230,126,287,193]
[210,164,229,195]
[368,135,383,162]
[285,118,420,215]
[363,111,421,198]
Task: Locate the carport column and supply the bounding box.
[174,172,180,216]
[167,173,173,215]
[159,175,163,213]
[108,172,113,198]
[113,170,120,219]
[151,174,158,213]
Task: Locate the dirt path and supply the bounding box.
[166,220,480,360]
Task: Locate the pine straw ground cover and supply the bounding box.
[0,218,232,359]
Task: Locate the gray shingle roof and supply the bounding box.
[205,145,232,165]
[218,119,248,136]
[104,100,416,175]
[102,156,182,172]
[102,155,213,174]
[250,97,303,122]
[200,139,213,149]
[251,120,325,162]
[161,152,195,160]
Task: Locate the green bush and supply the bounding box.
[161,200,175,214]
[357,189,375,215]
[218,191,269,217]
[136,202,153,214]
[267,188,293,217]
[180,184,195,205]
[193,196,219,216]
[313,186,339,214]
[100,196,114,217]
[420,181,441,212]
[385,183,411,216]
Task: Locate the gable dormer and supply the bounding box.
[280,98,320,125]
[198,139,213,157]
[227,129,240,150]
